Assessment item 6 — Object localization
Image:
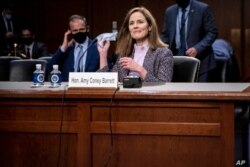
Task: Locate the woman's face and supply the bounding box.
[128,11,151,44]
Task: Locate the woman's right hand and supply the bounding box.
[97,40,110,69]
[97,40,110,58]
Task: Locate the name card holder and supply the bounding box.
[68,72,118,88]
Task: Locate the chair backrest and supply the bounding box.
[0,56,21,81]
[38,56,52,63]
[172,56,200,82]
[9,59,47,81]
[211,59,227,82]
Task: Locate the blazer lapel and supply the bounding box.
[69,45,75,71]
[187,3,196,40]
[142,49,153,71]
[170,6,178,44]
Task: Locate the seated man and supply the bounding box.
[47,14,100,81]
[19,26,49,59]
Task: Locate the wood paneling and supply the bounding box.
[0,133,77,167]
[0,98,234,167]
[1,82,248,166]
[243,0,250,80]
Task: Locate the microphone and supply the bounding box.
[96,32,118,47]
[112,21,118,33]
[75,39,97,72]
[123,75,142,88]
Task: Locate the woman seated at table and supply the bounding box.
[97,6,173,82]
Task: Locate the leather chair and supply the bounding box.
[212,59,228,82]
[212,39,240,82]
[0,56,21,81]
[172,56,200,82]
[9,59,47,81]
[38,56,52,63]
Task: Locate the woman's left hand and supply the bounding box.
[119,57,147,79]
[119,57,139,71]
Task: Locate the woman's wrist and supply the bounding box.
[138,66,147,80]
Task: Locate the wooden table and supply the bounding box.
[0,82,249,167]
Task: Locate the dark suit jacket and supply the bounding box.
[32,42,49,59]
[47,39,100,81]
[20,41,49,59]
[161,0,218,81]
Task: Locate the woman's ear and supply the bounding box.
[148,26,152,32]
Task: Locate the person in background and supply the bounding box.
[47,14,100,81]
[0,1,24,56]
[19,27,49,59]
[161,0,218,82]
[98,6,173,82]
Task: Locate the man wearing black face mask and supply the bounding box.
[161,0,218,82]
[47,14,100,81]
[20,27,48,59]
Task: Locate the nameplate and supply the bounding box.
[68,72,118,88]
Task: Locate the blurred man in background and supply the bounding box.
[0,1,24,56]
[19,26,49,59]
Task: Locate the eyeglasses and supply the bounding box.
[71,28,86,34]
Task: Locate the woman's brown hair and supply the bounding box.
[115,6,167,57]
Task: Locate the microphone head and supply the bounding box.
[112,21,117,32]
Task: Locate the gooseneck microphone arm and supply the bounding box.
[76,39,97,72]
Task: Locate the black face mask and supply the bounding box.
[73,32,87,44]
[22,37,33,46]
[176,0,190,9]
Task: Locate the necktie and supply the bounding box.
[6,20,12,32]
[178,9,186,56]
[26,47,31,59]
[75,45,84,72]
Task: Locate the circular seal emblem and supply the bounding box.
[37,74,44,82]
[51,74,59,83]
